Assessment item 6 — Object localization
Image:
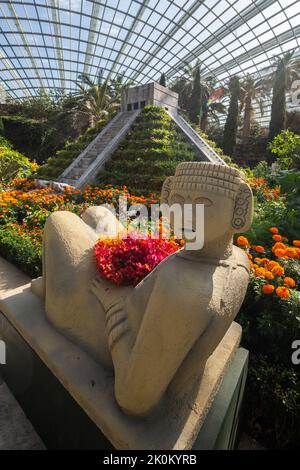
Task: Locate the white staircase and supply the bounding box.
[59,110,140,188]
[167,111,227,166]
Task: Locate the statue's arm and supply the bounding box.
[92,276,211,416]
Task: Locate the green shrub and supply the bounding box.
[0,135,13,149]
[269,130,300,170]
[0,226,42,278]
[243,355,300,449]
[0,146,32,186]
[1,115,52,162]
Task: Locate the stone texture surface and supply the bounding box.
[0,377,45,450]
[0,256,241,449]
[121,82,179,113]
[36,162,253,419]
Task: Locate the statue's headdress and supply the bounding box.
[161,162,253,233]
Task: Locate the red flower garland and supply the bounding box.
[94,233,179,286]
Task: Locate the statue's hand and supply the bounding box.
[91,277,132,312]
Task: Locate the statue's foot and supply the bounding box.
[31,276,44,298]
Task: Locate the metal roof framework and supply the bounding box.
[0,0,299,121]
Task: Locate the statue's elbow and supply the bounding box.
[114,379,158,417]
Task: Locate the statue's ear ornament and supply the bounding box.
[160,176,174,204]
[231,182,253,233]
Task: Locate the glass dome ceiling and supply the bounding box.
[1,0,300,100]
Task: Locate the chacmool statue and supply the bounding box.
[31,162,253,417]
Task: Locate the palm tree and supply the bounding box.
[268,51,300,141]
[74,70,122,126]
[200,88,226,133]
[240,75,267,148]
[222,76,240,157]
[171,61,221,129]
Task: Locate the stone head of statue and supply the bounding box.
[160,162,253,245]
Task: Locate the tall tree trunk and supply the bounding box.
[223,76,240,157]
[189,66,202,125]
[269,58,287,142]
[200,108,208,132]
[242,93,252,149]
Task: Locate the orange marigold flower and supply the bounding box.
[254,257,263,264]
[282,237,289,243]
[262,284,275,295]
[274,249,286,258]
[261,258,270,265]
[254,245,265,254]
[264,271,275,281]
[254,267,266,278]
[285,247,297,258]
[247,253,253,260]
[272,234,282,242]
[272,242,286,252]
[271,265,285,277]
[267,260,279,270]
[269,227,279,234]
[293,240,300,248]
[283,277,296,288]
[276,286,290,299]
[237,236,249,247]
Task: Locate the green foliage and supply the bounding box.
[189,65,202,125]
[0,146,32,186]
[222,76,240,157]
[96,106,199,192]
[269,55,290,142]
[244,355,300,449]
[252,160,270,179]
[159,73,166,87]
[0,225,42,278]
[0,135,13,149]
[269,130,300,169]
[237,168,300,448]
[36,119,107,180]
[0,117,4,135]
[1,115,51,162]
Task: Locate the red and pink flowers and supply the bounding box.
[94,233,179,286]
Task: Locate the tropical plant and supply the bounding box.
[269,130,300,170]
[240,74,267,148]
[0,146,33,186]
[74,70,124,126]
[269,52,300,142]
[159,73,166,87]
[222,76,240,157]
[189,64,203,125]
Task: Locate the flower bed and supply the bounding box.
[236,171,300,449]
[0,179,159,276]
[0,168,299,448]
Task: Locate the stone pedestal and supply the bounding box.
[0,257,248,450]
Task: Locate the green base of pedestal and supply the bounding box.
[0,312,248,450]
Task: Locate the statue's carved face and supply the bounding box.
[168,188,235,243]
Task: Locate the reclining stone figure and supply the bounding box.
[31,162,253,417]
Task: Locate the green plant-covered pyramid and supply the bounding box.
[96,106,198,193]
